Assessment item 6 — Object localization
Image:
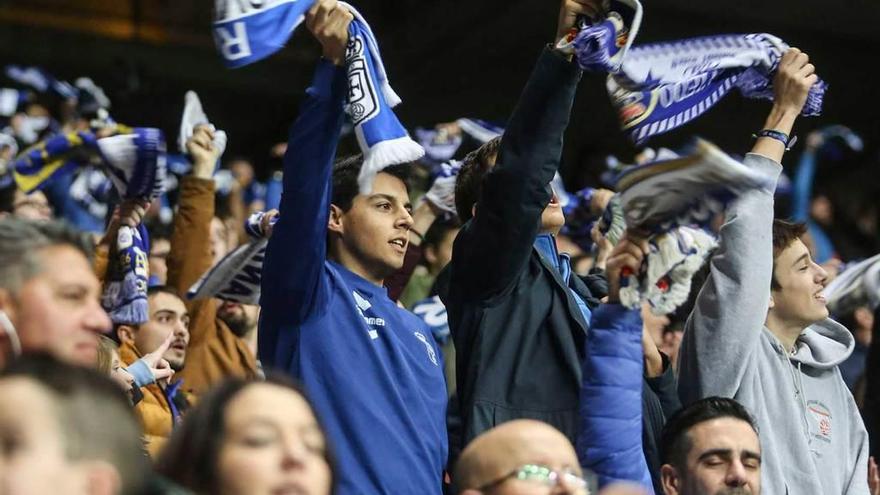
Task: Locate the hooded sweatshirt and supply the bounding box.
[678,153,869,495]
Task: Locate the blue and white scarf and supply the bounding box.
[12,126,167,199]
[213,1,422,193]
[822,253,880,315]
[455,118,503,144]
[411,295,450,345]
[607,33,827,143]
[4,65,77,99]
[615,138,771,232]
[188,239,268,304]
[556,0,643,73]
[102,223,151,325]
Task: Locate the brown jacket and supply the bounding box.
[118,341,193,458]
[168,176,258,396]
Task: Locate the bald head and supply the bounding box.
[453,420,582,494]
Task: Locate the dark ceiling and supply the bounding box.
[0,0,878,193]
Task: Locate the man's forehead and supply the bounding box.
[36,246,99,285]
[148,291,186,312]
[777,238,811,264]
[689,417,760,452]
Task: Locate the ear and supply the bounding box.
[327,204,345,236]
[116,325,136,346]
[83,460,122,495]
[768,293,775,311]
[660,464,682,495]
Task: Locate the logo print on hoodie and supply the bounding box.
[413,332,439,366]
[353,290,384,340]
[807,400,832,444]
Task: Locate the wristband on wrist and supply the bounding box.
[753,129,798,150]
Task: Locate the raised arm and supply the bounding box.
[578,235,653,490]
[678,48,816,402]
[259,0,351,343]
[453,0,596,301]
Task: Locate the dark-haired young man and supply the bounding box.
[443,0,607,455]
[258,1,447,493]
[678,49,869,494]
[116,286,192,457]
[659,397,762,495]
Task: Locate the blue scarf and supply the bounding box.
[213,1,423,193]
[565,3,827,143]
[606,33,827,143]
[102,224,151,325]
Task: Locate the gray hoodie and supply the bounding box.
[678,153,869,495]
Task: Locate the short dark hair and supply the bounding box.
[332,154,412,212]
[660,397,758,469]
[2,354,148,494]
[147,284,184,301]
[771,219,808,290]
[155,374,337,494]
[454,136,502,222]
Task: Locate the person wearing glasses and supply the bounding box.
[451,419,648,494]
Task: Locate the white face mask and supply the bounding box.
[0,309,22,357]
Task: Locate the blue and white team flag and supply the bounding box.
[213,1,423,193]
[606,33,827,143]
[455,118,503,144]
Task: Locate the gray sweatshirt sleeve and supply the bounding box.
[678,153,782,404]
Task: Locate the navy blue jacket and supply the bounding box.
[259,60,448,495]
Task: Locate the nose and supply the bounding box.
[398,207,414,230]
[814,261,829,285]
[279,435,308,469]
[85,300,113,334]
[174,320,189,342]
[122,369,135,389]
[725,460,749,487]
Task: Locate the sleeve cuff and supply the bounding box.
[127,359,155,388]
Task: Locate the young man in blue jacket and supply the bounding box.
[258,1,447,493]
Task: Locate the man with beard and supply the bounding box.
[115,286,192,457]
[166,124,260,395]
[659,398,762,495]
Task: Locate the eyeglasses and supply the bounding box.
[477,464,590,493]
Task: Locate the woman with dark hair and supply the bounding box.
[155,375,336,495]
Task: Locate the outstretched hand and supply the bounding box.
[186,124,221,179]
[556,0,604,43]
[306,0,353,66]
[139,332,175,387]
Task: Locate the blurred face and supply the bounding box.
[230,160,255,187]
[148,238,170,285]
[330,172,413,283]
[136,292,190,371]
[6,246,110,367]
[109,349,134,394]
[662,418,761,495]
[13,190,52,221]
[770,239,829,329]
[217,301,259,338]
[0,378,88,494]
[211,217,230,265]
[217,384,332,495]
